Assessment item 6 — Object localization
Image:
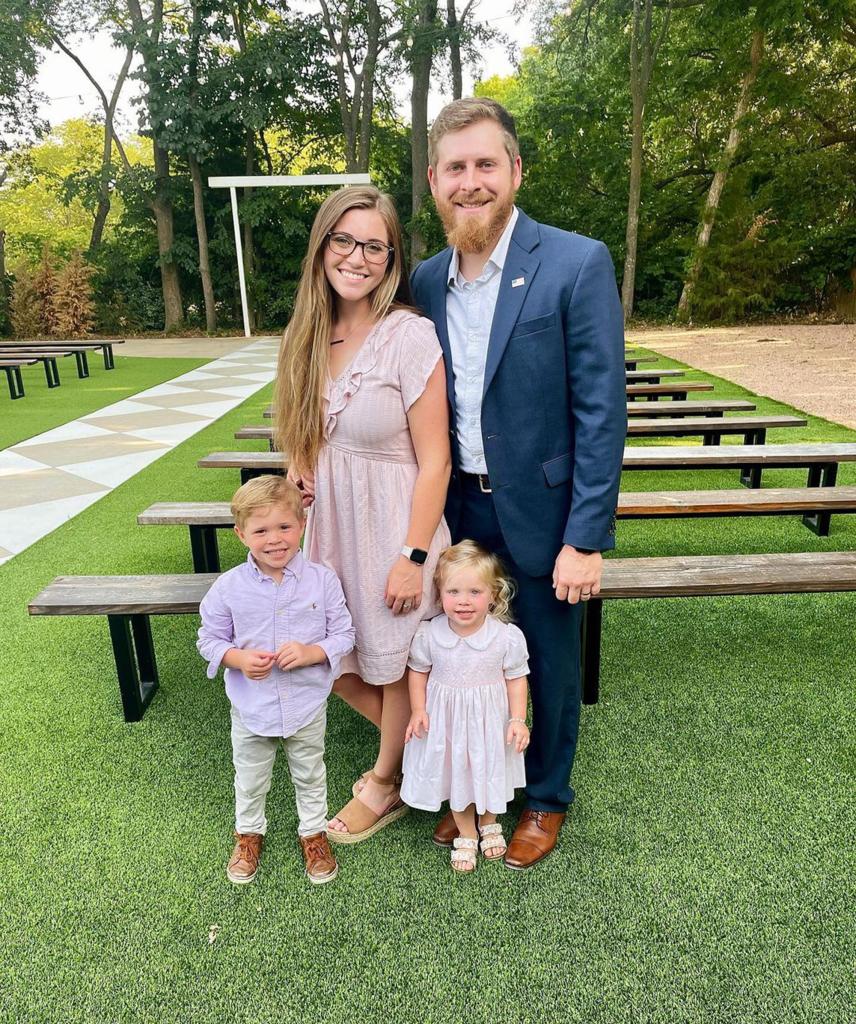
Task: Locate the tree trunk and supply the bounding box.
[411,0,438,264]
[620,0,672,321]
[356,0,382,171]
[447,0,463,99]
[188,154,217,333]
[0,227,8,334]
[678,28,765,318]
[152,141,184,330]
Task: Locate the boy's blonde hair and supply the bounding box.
[428,97,519,169]
[434,539,516,623]
[231,475,305,530]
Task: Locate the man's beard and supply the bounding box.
[436,190,516,254]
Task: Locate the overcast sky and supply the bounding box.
[34,4,534,138]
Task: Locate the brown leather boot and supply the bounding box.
[299,832,338,884]
[227,832,263,884]
[503,810,565,870]
[432,809,459,848]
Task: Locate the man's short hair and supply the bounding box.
[428,97,519,169]
[231,475,304,529]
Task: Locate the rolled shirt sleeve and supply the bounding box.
[197,580,236,680]
[316,569,355,678]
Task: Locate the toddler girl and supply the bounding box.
[401,540,530,872]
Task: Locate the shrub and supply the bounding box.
[9,262,41,338]
[52,251,95,338]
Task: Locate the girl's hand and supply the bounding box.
[405,710,430,742]
[385,555,423,615]
[506,720,530,753]
[286,465,316,508]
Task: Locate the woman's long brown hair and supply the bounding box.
[274,186,414,472]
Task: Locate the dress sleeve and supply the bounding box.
[502,624,530,679]
[399,316,444,412]
[407,621,434,674]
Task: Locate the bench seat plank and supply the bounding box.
[625,369,685,380]
[618,486,856,516]
[627,382,713,396]
[626,400,756,416]
[28,574,218,616]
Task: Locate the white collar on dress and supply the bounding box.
[430,614,502,651]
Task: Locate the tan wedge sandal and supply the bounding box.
[351,769,403,798]
[327,771,409,845]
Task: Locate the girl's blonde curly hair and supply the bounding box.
[434,539,516,623]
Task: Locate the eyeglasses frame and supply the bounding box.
[324,230,395,265]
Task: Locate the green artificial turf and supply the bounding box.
[0,355,208,449]
[1,360,854,1024]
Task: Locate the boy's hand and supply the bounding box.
[404,710,429,743]
[235,649,276,680]
[506,720,530,753]
[275,642,324,671]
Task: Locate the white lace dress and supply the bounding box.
[401,614,529,815]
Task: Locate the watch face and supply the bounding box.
[409,548,428,565]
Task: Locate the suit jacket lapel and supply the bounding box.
[483,215,541,396]
[422,248,456,409]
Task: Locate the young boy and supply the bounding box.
[197,475,355,885]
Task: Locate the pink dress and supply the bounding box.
[401,615,529,814]
[305,309,451,685]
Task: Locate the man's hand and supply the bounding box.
[274,642,325,671]
[552,545,603,604]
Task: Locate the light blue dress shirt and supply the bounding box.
[446,206,519,474]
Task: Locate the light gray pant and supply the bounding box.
[230,703,328,837]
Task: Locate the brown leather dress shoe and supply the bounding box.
[503,810,566,870]
[299,832,338,884]
[227,832,263,884]
[432,809,459,848]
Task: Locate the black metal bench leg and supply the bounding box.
[739,429,764,488]
[102,344,115,370]
[803,462,838,535]
[5,366,25,399]
[107,614,160,722]
[580,599,603,705]
[73,351,90,378]
[703,432,721,446]
[43,357,61,388]
[626,360,637,371]
[241,467,283,485]
[189,525,221,573]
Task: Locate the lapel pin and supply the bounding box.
[512,276,525,288]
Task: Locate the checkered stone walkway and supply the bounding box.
[0,338,279,566]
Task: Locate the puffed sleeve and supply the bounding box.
[406,621,433,674]
[502,623,530,679]
[398,315,444,412]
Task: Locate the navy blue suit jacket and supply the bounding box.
[411,209,627,578]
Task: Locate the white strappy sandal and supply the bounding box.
[478,822,507,860]
[450,836,478,873]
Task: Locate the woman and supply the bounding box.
[276,186,451,843]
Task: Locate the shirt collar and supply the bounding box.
[246,548,304,583]
[430,613,500,650]
[447,205,519,286]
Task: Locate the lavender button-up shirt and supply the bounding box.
[197,550,355,738]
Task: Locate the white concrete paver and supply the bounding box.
[0,338,278,566]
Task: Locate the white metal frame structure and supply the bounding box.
[208,173,372,337]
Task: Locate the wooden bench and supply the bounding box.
[0,339,123,372]
[28,551,856,720]
[625,368,685,382]
[580,550,856,703]
[626,399,756,418]
[625,356,657,371]
[139,485,856,575]
[627,382,714,401]
[201,441,856,532]
[7,349,87,386]
[1,358,38,399]
[237,414,804,449]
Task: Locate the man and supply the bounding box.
[410,97,626,869]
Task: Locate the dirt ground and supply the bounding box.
[120,336,279,358]
[628,323,856,430]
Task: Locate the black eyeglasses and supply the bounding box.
[325,231,394,264]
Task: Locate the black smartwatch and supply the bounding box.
[574,547,597,555]
[401,545,428,565]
